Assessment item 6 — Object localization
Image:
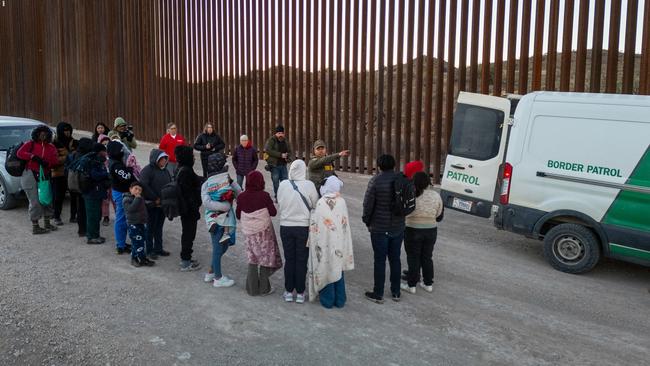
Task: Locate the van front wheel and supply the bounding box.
[543,223,601,274]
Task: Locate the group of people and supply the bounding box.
[15,119,443,308]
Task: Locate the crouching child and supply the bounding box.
[123,181,156,267]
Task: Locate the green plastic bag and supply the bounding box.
[38,165,53,206]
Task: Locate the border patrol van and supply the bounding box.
[441,91,650,273]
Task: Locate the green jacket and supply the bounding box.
[308,153,340,192]
[264,136,292,167]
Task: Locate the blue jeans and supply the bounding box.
[270,165,288,197]
[236,174,245,189]
[319,274,346,309]
[210,225,236,277]
[112,190,128,249]
[370,231,404,298]
[127,224,147,259]
[146,206,165,255]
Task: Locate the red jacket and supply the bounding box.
[159,133,187,163]
[16,140,59,174]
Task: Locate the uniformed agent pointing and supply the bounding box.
[307,139,350,193]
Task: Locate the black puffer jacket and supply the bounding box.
[193,133,225,160]
[362,170,405,233]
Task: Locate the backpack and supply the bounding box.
[4,142,28,177]
[68,154,91,194]
[160,180,180,220]
[392,173,416,216]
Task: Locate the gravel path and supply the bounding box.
[1,137,649,365]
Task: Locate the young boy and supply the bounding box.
[123,182,155,267]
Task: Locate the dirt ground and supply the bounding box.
[1,136,649,366]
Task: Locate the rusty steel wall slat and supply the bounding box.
[434,0,446,183]
[292,0,299,156]
[284,0,290,133]
[351,0,359,171]
[622,0,638,94]
[559,0,574,91]
[506,0,518,93]
[574,0,589,92]
[482,0,493,94]
[459,0,469,92]
[546,0,559,90]
[403,0,415,165]
[270,0,275,126]
[394,0,405,169]
[297,0,304,157]
[343,0,351,170]
[358,0,368,173]
[384,0,395,158]
[413,0,425,162]
[320,0,327,142]
[221,0,229,139]
[518,0,531,94]
[189,0,197,138]
[366,0,377,172]
[376,0,386,161]
[230,0,237,146]
[312,0,319,160]
[233,0,240,145]
[493,0,505,96]
[606,0,622,94]
[336,0,344,162]
[423,0,436,174]
[532,0,545,91]
[264,0,270,135]
[641,0,650,95]
[446,0,458,148]
[329,0,336,154]
[277,0,282,125]
[469,0,480,93]
[305,0,312,156]
[590,0,605,92]
[240,0,247,139]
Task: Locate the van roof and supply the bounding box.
[529,92,650,107]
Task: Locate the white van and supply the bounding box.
[441,91,650,273]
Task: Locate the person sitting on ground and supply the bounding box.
[307,139,349,193]
[175,145,203,272]
[139,148,172,258]
[236,170,282,296]
[202,153,242,288]
[307,176,355,309]
[401,171,443,295]
[232,134,259,189]
[122,181,156,268]
[277,159,319,304]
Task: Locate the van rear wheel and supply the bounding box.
[543,223,601,274]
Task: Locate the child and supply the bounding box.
[123,182,155,267]
[202,153,242,287]
[98,134,113,226]
[204,158,236,244]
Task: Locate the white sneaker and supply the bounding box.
[213,276,235,288]
[400,283,416,294]
[418,282,433,293]
[295,293,306,304]
[283,291,294,302]
[204,273,215,283]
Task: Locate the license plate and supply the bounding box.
[452,197,473,212]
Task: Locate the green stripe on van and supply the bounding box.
[609,243,650,261]
[601,146,650,233]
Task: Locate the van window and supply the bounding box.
[449,104,504,161]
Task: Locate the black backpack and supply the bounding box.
[160,180,180,220]
[392,173,416,216]
[68,154,92,194]
[4,142,28,177]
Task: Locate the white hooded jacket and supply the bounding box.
[277,160,320,227]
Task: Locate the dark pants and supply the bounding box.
[128,223,147,259]
[180,214,198,261]
[70,192,79,221]
[370,231,404,298]
[280,226,309,294]
[146,206,165,254]
[319,274,346,309]
[246,264,272,296]
[84,198,101,240]
[271,165,288,197]
[200,157,209,178]
[76,194,86,235]
[51,176,67,220]
[404,227,437,286]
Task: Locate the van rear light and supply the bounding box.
[500,163,513,204]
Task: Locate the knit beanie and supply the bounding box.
[207,153,227,175]
[404,160,425,179]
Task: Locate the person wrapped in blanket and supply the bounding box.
[203,153,239,244]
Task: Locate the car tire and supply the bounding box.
[543,223,601,274]
[0,177,18,210]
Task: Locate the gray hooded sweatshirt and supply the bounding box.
[139,149,172,202]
